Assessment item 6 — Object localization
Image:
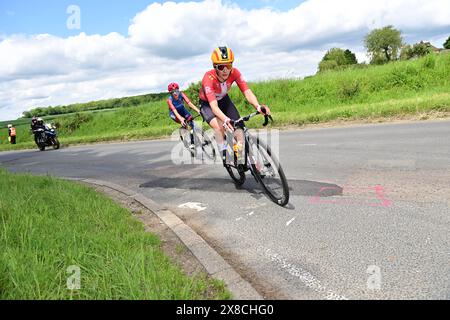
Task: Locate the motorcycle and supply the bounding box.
[33,125,60,151]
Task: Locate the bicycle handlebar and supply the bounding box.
[231,107,273,128]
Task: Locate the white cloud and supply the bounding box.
[128,0,450,52]
[0,32,141,81]
[1,0,449,120]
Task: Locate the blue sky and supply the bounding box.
[0,0,306,37]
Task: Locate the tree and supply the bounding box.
[22,111,32,118]
[400,44,413,60]
[444,36,450,49]
[344,49,358,65]
[318,59,339,72]
[400,41,432,60]
[364,25,403,64]
[318,48,358,72]
[411,42,432,57]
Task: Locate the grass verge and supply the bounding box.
[0,169,231,299]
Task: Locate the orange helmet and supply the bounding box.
[211,46,234,64]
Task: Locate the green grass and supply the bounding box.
[0,169,231,300]
[242,53,450,109]
[2,53,449,151]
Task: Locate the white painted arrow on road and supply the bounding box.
[178,202,207,212]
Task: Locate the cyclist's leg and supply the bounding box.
[216,96,246,165]
[177,107,191,120]
[172,111,190,148]
[186,116,195,145]
[219,95,244,150]
[200,100,226,149]
[172,109,195,146]
[169,111,181,124]
[176,108,193,145]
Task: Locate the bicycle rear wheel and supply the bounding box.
[225,163,246,186]
[247,134,289,206]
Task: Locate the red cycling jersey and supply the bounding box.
[199,68,250,103]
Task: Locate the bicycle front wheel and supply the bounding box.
[247,134,289,206]
[179,127,194,156]
[179,127,190,148]
[194,128,216,160]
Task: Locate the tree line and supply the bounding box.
[318,26,450,73]
[22,92,168,118]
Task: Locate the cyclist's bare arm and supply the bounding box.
[243,89,271,115]
[167,99,184,123]
[180,92,199,114]
[174,110,186,124]
[167,99,186,123]
[187,101,200,114]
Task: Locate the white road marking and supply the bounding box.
[178,202,207,212]
[21,162,41,166]
[244,202,268,210]
[286,217,295,226]
[258,247,348,300]
[235,211,255,222]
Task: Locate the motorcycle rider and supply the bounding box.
[30,116,38,130]
[31,117,56,146]
[31,117,43,144]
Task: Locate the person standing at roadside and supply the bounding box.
[7,124,16,144]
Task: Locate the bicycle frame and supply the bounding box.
[224,111,273,171]
[224,110,289,206]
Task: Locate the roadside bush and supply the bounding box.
[339,81,360,100]
[56,113,93,133]
[422,53,436,69]
[184,82,201,105]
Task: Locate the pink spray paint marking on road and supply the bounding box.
[309,185,392,208]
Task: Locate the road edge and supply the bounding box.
[63,177,263,300]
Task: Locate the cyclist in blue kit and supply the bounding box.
[167,82,200,149]
[167,82,200,127]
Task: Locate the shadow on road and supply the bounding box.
[139,175,342,197]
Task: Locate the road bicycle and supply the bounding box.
[223,108,289,206]
[178,114,216,160]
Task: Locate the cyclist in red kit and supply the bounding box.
[199,46,271,161]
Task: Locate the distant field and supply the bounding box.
[1,53,449,151]
[19,92,168,119]
[0,107,119,128]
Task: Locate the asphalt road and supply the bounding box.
[1,119,449,299]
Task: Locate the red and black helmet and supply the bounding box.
[167,82,179,92]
